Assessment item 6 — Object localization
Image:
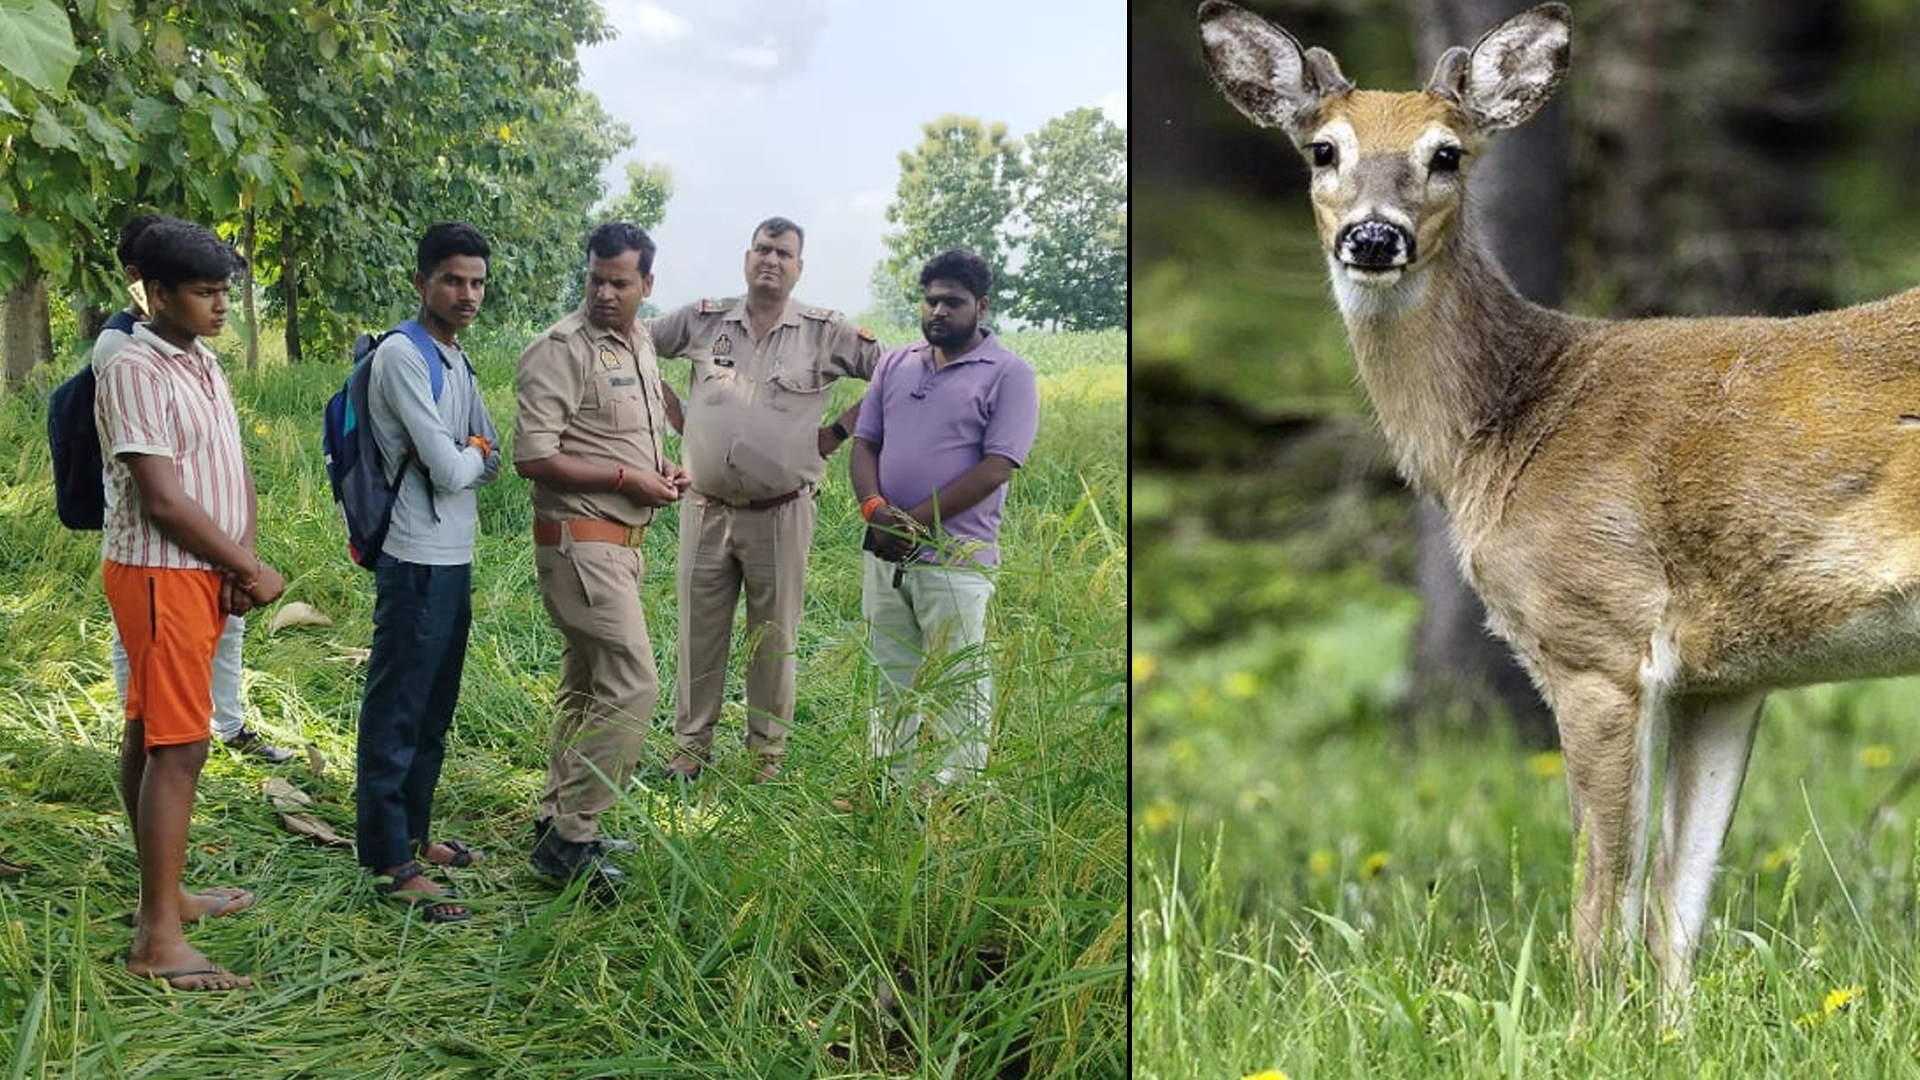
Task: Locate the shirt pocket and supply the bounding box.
[695,363,741,409]
[767,361,828,412]
[586,370,646,431]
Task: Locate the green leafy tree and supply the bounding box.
[879,115,1024,315]
[1016,107,1127,330]
[600,160,673,232]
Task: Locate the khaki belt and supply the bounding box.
[534,520,647,547]
[708,488,807,511]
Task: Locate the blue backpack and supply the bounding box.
[49,310,139,530]
[321,320,449,569]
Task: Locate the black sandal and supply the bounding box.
[375,861,471,923]
[419,839,480,868]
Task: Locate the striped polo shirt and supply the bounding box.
[94,323,250,570]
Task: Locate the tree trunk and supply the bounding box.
[1404,0,1563,746]
[1578,0,1675,316]
[1684,0,1840,316]
[281,226,302,364]
[2,269,52,392]
[243,209,260,372]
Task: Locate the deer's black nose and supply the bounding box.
[1337,221,1415,269]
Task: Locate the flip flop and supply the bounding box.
[139,966,253,991]
[420,839,481,868]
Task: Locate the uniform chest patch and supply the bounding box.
[597,345,622,370]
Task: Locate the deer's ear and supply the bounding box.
[1199,0,1350,143]
[1458,2,1570,132]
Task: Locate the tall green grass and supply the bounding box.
[0,321,1124,1078]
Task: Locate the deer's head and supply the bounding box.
[1198,2,1569,290]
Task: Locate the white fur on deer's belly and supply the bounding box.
[1687,592,1920,694]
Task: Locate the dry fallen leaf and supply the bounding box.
[269,601,334,633]
[262,777,353,846]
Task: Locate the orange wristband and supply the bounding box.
[860,495,886,521]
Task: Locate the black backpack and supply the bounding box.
[49,310,139,530]
[321,320,451,568]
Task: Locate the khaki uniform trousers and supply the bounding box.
[673,491,817,760]
[535,538,657,844]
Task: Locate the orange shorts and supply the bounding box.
[102,560,225,750]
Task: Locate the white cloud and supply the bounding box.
[630,2,692,41]
[726,38,783,72]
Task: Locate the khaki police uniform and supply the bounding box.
[649,296,882,761]
[514,308,671,844]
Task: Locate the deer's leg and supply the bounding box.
[1647,691,1763,997]
[1553,669,1660,988]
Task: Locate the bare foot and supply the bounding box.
[127,944,252,991]
[131,885,257,927]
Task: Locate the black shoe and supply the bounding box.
[530,829,626,894]
[533,818,637,858]
[223,727,297,764]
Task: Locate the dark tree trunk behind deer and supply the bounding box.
[1405,0,1564,745]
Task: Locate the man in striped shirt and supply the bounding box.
[95,219,287,991]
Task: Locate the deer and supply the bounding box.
[1197,0,1920,999]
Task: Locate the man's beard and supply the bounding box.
[922,317,976,351]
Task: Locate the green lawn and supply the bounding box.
[0,324,1125,1079]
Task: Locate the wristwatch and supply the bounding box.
[830,420,850,440]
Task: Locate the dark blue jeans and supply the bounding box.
[356,556,472,872]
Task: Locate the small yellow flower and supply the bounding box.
[1308,849,1335,878]
[1860,744,1894,770]
[1761,845,1795,872]
[253,421,271,436]
[1527,751,1564,778]
[1224,670,1259,699]
[1823,985,1863,1015]
[1131,653,1156,684]
[1169,738,1198,770]
[498,123,513,141]
[1362,851,1391,879]
[1242,1071,1290,1080]
[1141,798,1175,834]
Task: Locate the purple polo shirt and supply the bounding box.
[854,329,1040,567]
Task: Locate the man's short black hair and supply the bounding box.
[751,216,804,253]
[131,220,246,289]
[116,213,175,270]
[586,221,657,275]
[417,221,490,277]
[919,248,993,302]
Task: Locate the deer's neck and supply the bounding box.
[1332,235,1578,506]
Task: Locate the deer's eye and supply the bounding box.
[1429,145,1463,172]
[1307,141,1337,169]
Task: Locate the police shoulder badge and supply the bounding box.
[699,297,728,314]
[801,306,839,322]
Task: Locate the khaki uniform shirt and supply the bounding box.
[649,296,883,504]
[513,308,670,528]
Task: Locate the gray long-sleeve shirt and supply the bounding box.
[368,331,500,565]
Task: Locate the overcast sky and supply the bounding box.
[576,0,1126,317]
